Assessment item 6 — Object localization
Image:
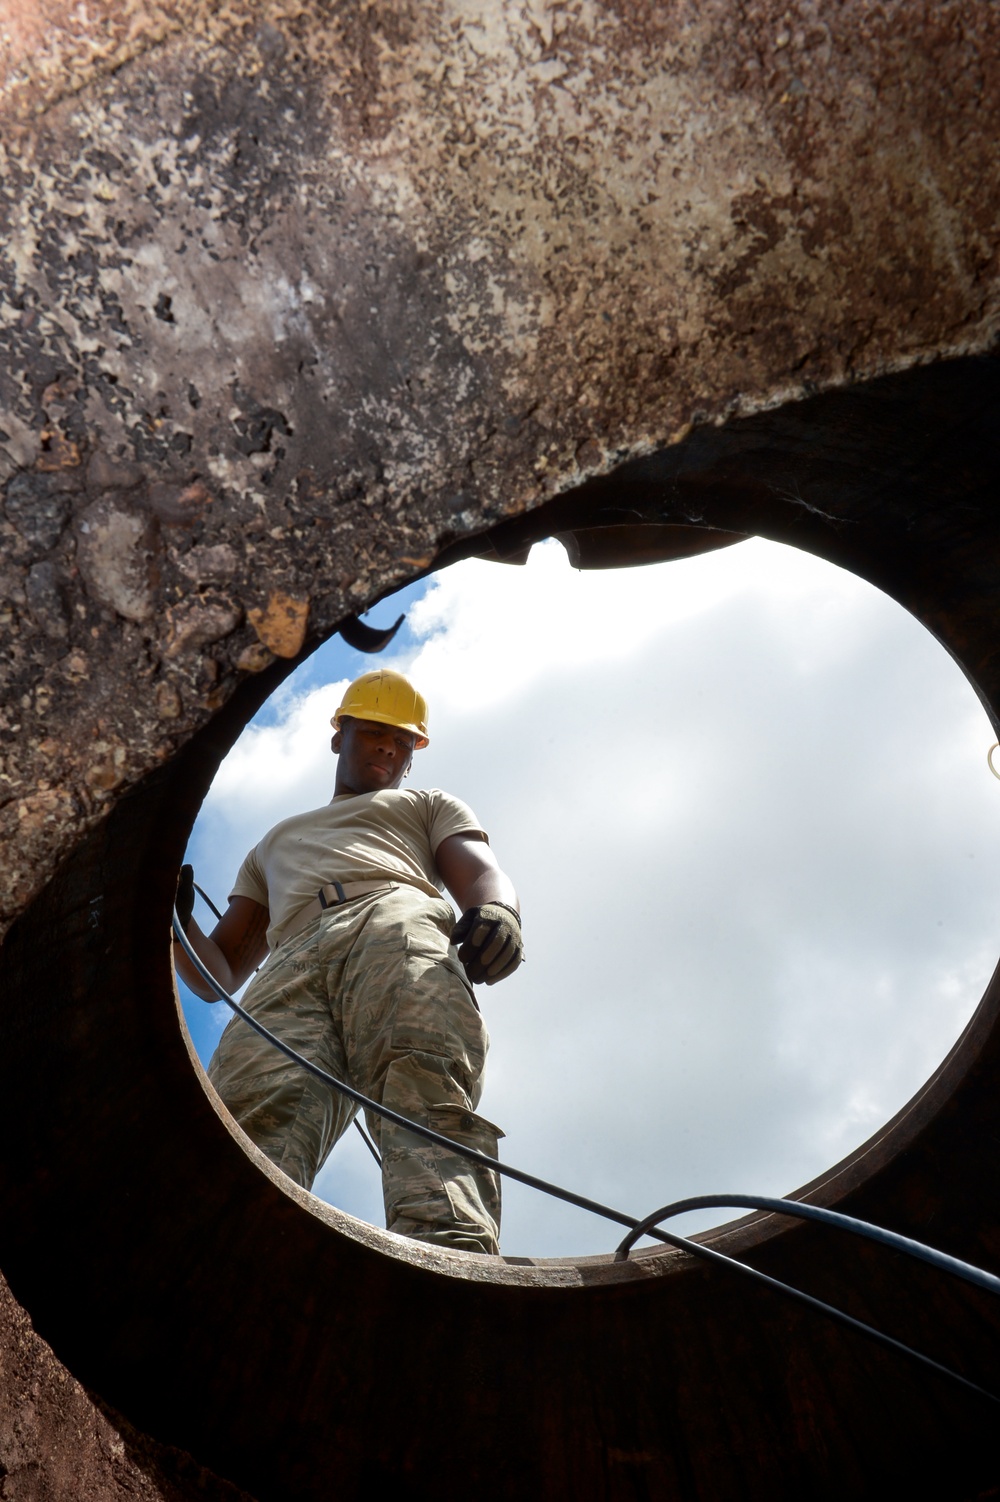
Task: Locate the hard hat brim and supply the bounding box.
[331,708,429,749]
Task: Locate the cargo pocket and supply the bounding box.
[389,940,484,1063]
[425,1103,504,1250]
[426,1102,506,1149]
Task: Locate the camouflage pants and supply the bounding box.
[206,883,502,1254]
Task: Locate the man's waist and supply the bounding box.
[277,877,437,945]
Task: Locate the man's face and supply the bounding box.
[332,716,417,795]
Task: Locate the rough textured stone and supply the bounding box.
[164,595,242,658]
[25,561,69,640]
[75,496,159,623]
[3,471,75,554]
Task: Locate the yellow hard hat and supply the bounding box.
[331,668,429,748]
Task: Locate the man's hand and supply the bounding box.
[176,864,195,931]
[452,902,523,985]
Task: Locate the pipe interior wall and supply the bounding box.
[3,2,1000,1496]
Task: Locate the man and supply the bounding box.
[173,667,522,1256]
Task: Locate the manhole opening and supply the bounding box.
[174,532,1000,1260]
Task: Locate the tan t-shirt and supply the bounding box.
[230,787,487,949]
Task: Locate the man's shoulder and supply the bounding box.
[405,786,485,834]
[407,786,461,803]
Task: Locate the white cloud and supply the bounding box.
[208,680,348,827]
[183,538,1000,1257]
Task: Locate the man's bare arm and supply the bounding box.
[435,832,519,914]
[173,895,270,1002]
[437,833,522,985]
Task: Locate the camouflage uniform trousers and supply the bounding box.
[206,882,502,1255]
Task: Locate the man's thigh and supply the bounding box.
[207,922,355,1184]
[328,887,489,1103]
[210,923,340,1073]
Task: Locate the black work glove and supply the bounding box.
[452,902,523,985]
[175,863,195,931]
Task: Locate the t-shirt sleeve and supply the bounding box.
[229,844,269,909]
[425,789,489,856]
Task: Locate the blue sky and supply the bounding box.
[175,539,1000,1258]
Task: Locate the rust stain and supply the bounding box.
[246,591,309,659]
[35,430,81,471]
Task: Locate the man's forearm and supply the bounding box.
[172,917,237,1002]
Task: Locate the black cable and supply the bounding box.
[172,907,1000,1405]
[615,1194,1000,1298]
[610,1208,1000,1406]
[352,1118,383,1168]
[187,883,383,1166]
[193,882,223,921]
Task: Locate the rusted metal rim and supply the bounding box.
[2,356,999,1498]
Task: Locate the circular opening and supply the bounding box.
[176,536,1000,1259]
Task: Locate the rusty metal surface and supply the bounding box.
[3,2,1000,1497]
